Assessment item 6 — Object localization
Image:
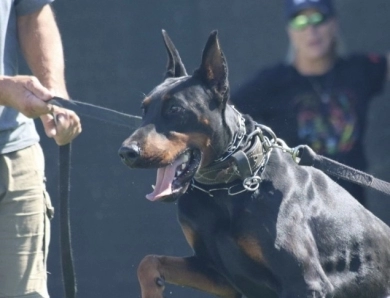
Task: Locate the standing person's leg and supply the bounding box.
[0,143,54,298]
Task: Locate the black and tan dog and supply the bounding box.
[118,30,390,298]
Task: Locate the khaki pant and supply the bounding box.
[0,144,53,298]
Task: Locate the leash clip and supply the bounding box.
[291,145,305,164]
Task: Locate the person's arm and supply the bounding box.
[17,4,81,145]
[17,4,67,96]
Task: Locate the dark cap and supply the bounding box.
[285,0,335,19]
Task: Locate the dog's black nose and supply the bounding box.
[118,143,140,163]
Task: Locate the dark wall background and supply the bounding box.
[28,1,390,297]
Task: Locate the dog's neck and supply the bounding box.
[193,105,266,186]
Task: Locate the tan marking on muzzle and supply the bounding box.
[140,131,213,166]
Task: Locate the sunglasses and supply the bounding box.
[289,12,329,30]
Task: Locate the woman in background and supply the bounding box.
[231,0,390,206]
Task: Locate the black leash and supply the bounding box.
[59,144,76,298]
[294,145,390,196]
[48,97,142,298]
[49,97,142,128]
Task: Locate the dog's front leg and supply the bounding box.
[137,254,241,298]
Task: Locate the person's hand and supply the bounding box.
[40,98,82,146]
[0,75,54,118]
[0,75,82,145]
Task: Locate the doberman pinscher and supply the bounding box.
[118,30,390,298]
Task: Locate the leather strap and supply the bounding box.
[231,150,252,179]
[297,145,390,196]
[59,144,77,298]
[194,136,264,185]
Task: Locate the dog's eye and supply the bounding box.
[168,105,185,115]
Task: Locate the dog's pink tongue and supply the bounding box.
[146,159,181,201]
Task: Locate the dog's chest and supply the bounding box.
[177,191,279,294]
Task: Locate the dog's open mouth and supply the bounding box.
[146,149,201,202]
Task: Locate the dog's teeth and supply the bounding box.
[181,164,186,170]
[152,184,155,190]
[177,171,182,176]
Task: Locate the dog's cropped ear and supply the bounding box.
[195,30,229,106]
[162,30,188,79]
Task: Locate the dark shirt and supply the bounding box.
[231,53,387,203]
